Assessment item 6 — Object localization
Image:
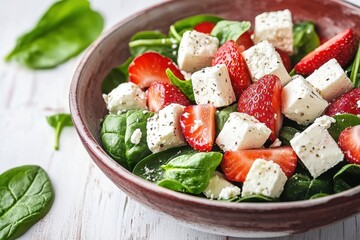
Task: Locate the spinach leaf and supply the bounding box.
[333,164,360,193]
[279,126,300,146]
[350,42,360,87]
[328,114,360,141]
[236,195,274,202]
[211,20,251,45]
[46,113,73,150]
[309,193,329,199]
[291,21,320,65]
[215,103,238,135]
[0,165,54,240]
[5,0,104,69]
[166,68,195,102]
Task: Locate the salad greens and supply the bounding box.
[328,114,360,141]
[46,113,73,150]
[215,103,238,135]
[211,20,251,45]
[333,164,360,193]
[349,42,360,87]
[102,57,134,94]
[166,68,195,102]
[279,126,300,146]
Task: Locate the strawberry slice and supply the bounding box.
[295,29,358,75]
[129,52,184,89]
[237,74,283,141]
[221,147,297,182]
[180,104,216,152]
[326,88,360,116]
[276,48,292,73]
[147,82,191,112]
[212,40,251,98]
[338,125,360,164]
[193,21,216,34]
[236,31,254,50]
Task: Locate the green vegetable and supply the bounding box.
[46,113,73,150]
[0,165,54,240]
[309,193,329,199]
[236,195,274,202]
[333,164,360,193]
[215,104,238,135]
[211,20,251,45]
[279,126,300,146]
[166,68,195,102]
[291,21,320,65]
[328,114,360,141]
[5,0,104,69]
[350,41,360,87]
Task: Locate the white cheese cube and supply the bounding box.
[290,116,344,178]
[242,159,287,198]
[242,40,291,85]
[146,103,187,153]
[103,82,147,114]
[254,9,293,53]
[306,59,353,101]
[203,172,241,200]
[216,112,271,151]
[281,75,328,125]
[192,64,236,108]
[177,30,219,72]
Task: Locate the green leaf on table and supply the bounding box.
[349,41,360,87]
[333,164,360,193]
[166,68,195,102]
[0,165,54,240]
[5,0,104,69]
[279,126,300,146]
[328,114,360,141]
[215,103,238,135]
[211,20,251,45]
[46,113,73,151]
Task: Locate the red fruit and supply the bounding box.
[237,75,283,141]
[129,52,184,89]
[295,29,358,75]
[276,48,292,73]
[180,104,216,152]
[147,82,190,112]
[326,88,360,116]
[236,31,254,50]
[193,21,216,34]
[212,40,251,98]
[221,147,298,182]
[338,125,360,164]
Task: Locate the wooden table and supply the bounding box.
[1,0,359,239]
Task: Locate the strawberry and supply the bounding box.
[237,74,283,141]
[193,21,216,34]
[221,147,297,182]
[295,29,358,75]
[147,82,190,112]
[180,104,216,152]
[325,88,360,116]
[129,52,184,89]
[212,40,251,98]
[276,48,292,73]
[236,31,254,50]
[338,125,360,164]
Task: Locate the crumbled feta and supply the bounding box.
[314,115,336,129]
[218,186,241,200]
[130,128,142,145]
[203,172,241,200]
[269,138,282,148]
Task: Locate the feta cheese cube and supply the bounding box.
[216,112,271,151]
[306,59,353,101]
[281,75,328,125]
[203,172,241,200]
[177,30,219,72]
[103,82,147,114]
[242,159,287,198]
[242,40,291,85]
[290,116,344,178]
[146,104,187,153]
[254,9,293,53]
[192,64,236,108]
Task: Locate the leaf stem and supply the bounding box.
[169,25,182,41]
[350,41,360,87]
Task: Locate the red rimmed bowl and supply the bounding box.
[70,0,360,237]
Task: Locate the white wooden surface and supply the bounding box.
[1,0,360,239]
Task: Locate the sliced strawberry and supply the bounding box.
[338,125,360,164]
[193,21,216,34]
[180,104,216,152]
[276,48,292,73]
[212,40,251,98]
[221,147,297,182]
[295,29,358,75]
[236,31,254,50]
[237,74,283,141]
[326,88,360,116]
[147,82,190,112]
[129,52,184,89]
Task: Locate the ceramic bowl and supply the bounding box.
[70,0,360,237]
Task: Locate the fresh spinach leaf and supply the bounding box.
[333,164,360,193]
[309,193,329,199]
[5,0,104,69]
[46,113,73,150]
[211,20,251,45]
[291,21,320,65]
[350,42,360,87]
[215,104,238,135]
[279,126,300,146]
[328,114,360,141]
[236,195,274,202]
[166,68,194,102]
[0,165,54,240]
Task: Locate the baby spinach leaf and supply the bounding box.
[215,103,238,135]
[5,0,104,69]
[291,21,320,65]
[0,165,54,240]
[279,126,300,146]
[309,193,329,199]
[333,164,360,193]
[46,113,73,151]
[328,114,360,141]
[236,195,274,202]
[211,20,251,45]
[166,68,195,102]
[350,42,360,87]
